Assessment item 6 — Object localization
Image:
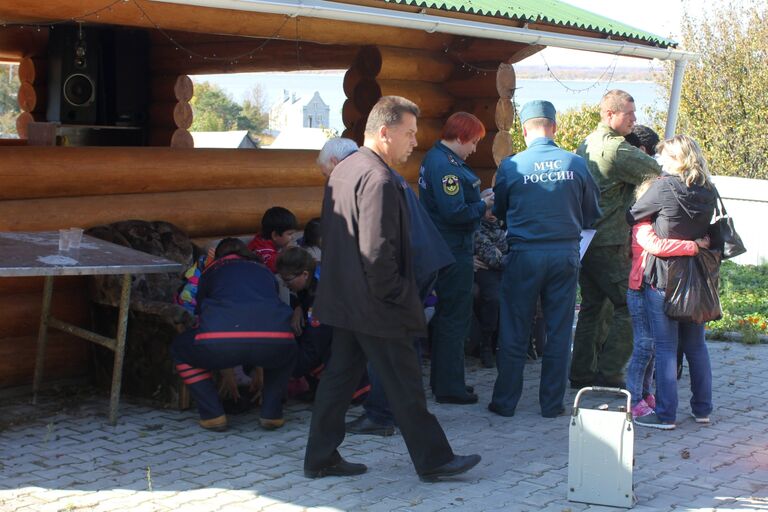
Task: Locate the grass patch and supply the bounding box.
[707,261,768,343]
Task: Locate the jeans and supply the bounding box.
[643,286,713,423]
[625,289,655,406]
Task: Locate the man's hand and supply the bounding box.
[291,306,305,336]
[473,255,489,271]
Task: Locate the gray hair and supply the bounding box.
[317,137,358,167]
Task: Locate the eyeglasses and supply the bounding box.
[281,273,302,283]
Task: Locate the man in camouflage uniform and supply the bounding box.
[569,90,662,389]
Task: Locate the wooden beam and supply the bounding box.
[0,26,49,60]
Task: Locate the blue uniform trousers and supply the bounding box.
[430,252,474,396]
[171,330,297,420]
[491,245,580,416]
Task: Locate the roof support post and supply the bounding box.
[664,59,688,138]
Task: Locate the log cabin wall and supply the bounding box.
[0,22,537,390]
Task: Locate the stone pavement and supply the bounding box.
[2,340,768,512]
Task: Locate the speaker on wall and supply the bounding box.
[101,28,150,126]
[47,25,100,124]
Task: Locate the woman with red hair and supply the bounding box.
[419,112,493,404]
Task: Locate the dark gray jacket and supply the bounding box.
[314,147,427,338]
[628,174,716,289]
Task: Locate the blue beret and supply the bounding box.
[519,100,556,124]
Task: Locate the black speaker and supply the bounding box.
[101,28,150,126]
[47,25,100,124]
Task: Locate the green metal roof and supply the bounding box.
[380,0,676,47]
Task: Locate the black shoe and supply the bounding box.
[487,402,514,417]
[345,415,396,437]
[465,385,475,394]
[569,380,594,390]
[419,454,481,482]
[304,458,368,479]
[435,392,478,404]
[595,374,625,389]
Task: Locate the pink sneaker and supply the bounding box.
[631,399,653,419]
[644,394,656,409]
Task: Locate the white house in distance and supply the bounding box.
[266,90,332,150]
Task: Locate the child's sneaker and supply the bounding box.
[644,394,656,409]
[691,412,711,424]
[631,399,653,419]
[635,412,675,430]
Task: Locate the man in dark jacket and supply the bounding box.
[303,96,480,482]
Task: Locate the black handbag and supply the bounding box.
[664,248,722,324]
[708,188,746,260]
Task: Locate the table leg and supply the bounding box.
[108,273,132,425]
[32,275,54,405]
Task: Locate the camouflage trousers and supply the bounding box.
[570,244,633,386]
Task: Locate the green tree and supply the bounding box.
[507,102,600,154]
[190,81,242,132]
[651,0,768,178]
[0,64,20,136]
[237,84,269,135]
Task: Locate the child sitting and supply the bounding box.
[473,189,509,368]
[298,217,322,263]
[248,206,299,273]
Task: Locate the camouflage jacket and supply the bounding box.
[474,218,508,270]
[576,123,661,246]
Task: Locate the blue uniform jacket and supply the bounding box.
[493,137,602,248]
[419,141,486,254]
[194,255,295,344]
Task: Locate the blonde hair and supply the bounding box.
[657,135,713,188]
[635,177,657,200]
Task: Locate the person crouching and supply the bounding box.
[171,237,297,431]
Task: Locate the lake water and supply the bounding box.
[194,72,664,133]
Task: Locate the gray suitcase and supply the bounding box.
[568,386,634,508]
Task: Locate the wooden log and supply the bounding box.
[452,98,497,131]
[376,47,453,83]
[0,187,326,238]
[342,99,361,129]
[0,26,49,60]
[150,75,194,102]
[148,101,193,129]
[466,130,498,169]
[18,56,47,84]
[416,117,444,149]
[496,63,516,99]
[0,288,89,339]
[352,79,382,114]
[378,80,454,118]
[0,139,27,146]
[492,130,516,165]
[150,41,357,75]
[444,71,498,98]
[0,147,331,199]
[447,37,529,63]
[343,66,364,99]
[351,46,382,77]
[171,129,194,148]
[15,111,43,139]
[495,97,517,131]
[1,3,456,50]
[0,332,89,388]
[17,82,47,113]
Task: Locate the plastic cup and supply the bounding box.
[68,228,84,249]
[58,229,70,251]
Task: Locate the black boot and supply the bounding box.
[480,333,495,368]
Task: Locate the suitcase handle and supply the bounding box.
[572,386,632,422]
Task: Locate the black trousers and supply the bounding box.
[304,327,454,475]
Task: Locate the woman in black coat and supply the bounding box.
[627,135,716,430]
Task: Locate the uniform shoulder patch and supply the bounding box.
[442,174,460,196]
